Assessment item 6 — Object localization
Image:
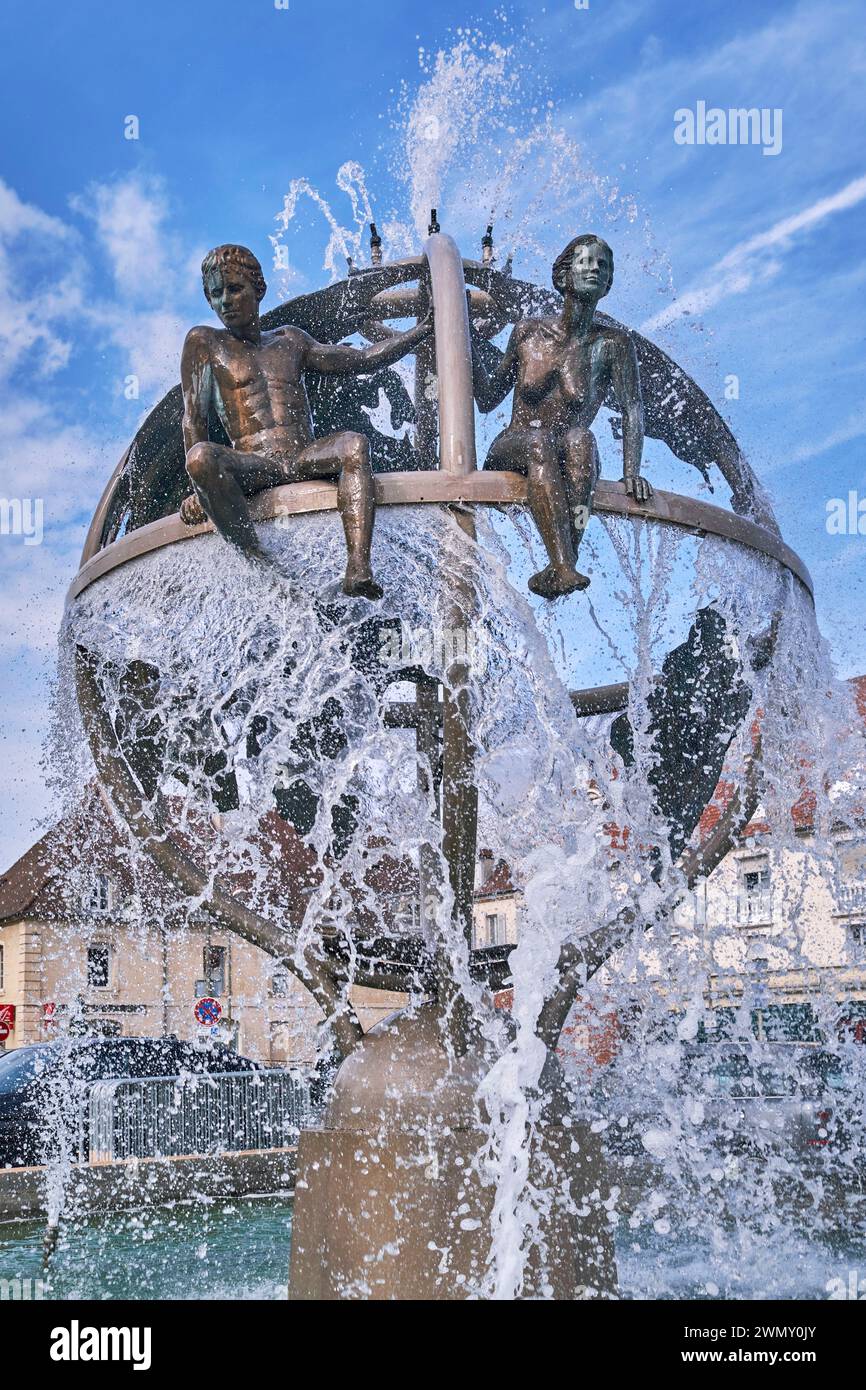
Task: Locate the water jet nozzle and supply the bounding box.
[369,222,383,266]
[428,208,440,235]
[481,224,495,265]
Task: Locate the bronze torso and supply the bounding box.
[191,325,316,463]
[508,318,623,433]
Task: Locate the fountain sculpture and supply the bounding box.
[63,218,818,1300]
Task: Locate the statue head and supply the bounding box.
[552,234,614,301]
[201,245,267,332]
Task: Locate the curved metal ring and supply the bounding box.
[67,472,812,606]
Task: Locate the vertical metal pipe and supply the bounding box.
[423,234,477,475]
[417,234,480,984]
[440,509,479,956]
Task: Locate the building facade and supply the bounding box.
[0,796,404,1064]
[2,676,862,1064]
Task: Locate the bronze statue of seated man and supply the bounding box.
[180,244,432,598]
[472,233,653,599]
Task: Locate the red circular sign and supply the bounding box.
[194,997,222,1026]
[0,1021,11,1042]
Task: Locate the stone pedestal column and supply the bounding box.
[289,1002,617,1300]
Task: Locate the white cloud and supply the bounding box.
[0,174,196,868]
[0,178,85,381]
[642,173,866,332]
[70,174,174,302]
[88,303,188,398]
[68,174,194,394]
[0,180,68,240]
[782,408,866,468]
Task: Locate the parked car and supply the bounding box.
[589,1043,865,1179]
[677,1044,863,1166]
[0,1035,262,1167]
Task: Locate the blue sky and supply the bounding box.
[0,0,864,867]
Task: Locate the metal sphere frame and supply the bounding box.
[69,232,810,1053]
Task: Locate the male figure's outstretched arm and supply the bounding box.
[304,312,432,375]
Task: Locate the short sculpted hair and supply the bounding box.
[201,244,267,302]
[552,234,614,297]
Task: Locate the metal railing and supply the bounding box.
[86,1070,313,1165]
[836,883,866,914]
[736,891,774,926]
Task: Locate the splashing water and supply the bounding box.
[270,29,667,312]
[39,28,866,1301]
[51,490,864,1298]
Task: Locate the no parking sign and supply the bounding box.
[194,997,222,1026]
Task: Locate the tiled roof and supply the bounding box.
[474,857,516,898]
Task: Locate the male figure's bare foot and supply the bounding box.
[342,561,383,601]
[527,562,590,599]
[180,493,208,526]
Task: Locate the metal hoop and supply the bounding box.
[67,471,812,606]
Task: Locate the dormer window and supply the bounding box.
[87,874,113,914]
[836,839,866,914]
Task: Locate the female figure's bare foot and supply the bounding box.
[342,561,383,601]
[527,562,590,599]
[180,493,208,526]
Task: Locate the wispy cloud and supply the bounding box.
[641,173,866,331]
[782,408,866,468]
[0,174,195,868]
[0,178,84,380]
[71,174,194,396]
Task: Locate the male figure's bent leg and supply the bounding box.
[185,441,277,558]
[297,431,382,599]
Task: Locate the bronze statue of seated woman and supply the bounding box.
[472,233,653,599]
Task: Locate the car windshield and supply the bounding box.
[0,1048,54,1094]
[696,1052,799,1098]
[796,1052,848,1097]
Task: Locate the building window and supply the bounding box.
[700,1004,822,1044]
[388,894,420,933]
[87,875,112,914]
[203,945,227,997]
[757,1003,821,1043]
[738,859,772,925]
[836,840,866,914]
[271,969,290,999]
[474,912,504,948]
[86,946,111,990]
